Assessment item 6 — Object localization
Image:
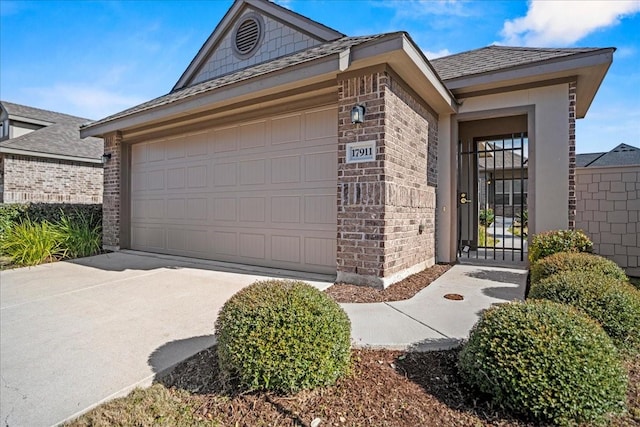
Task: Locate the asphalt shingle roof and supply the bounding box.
[1,101,103,160]
[83,34,387,130]
[577,143,640,167]
[430,46,604,81]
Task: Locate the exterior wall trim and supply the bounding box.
[0,147,102,164]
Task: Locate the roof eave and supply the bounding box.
[81,54,344,138]
[0,146,103,164]
[347,34,457,115]
[444,48,615,118]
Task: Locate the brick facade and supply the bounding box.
[102,131,122,250]
[568,81,577,229]
[0,154,102,204]
[336,69,437,288]
[575,165,640,277]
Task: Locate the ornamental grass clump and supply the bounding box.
[529,270,640,353]
[215,280,351,394]
[0,219,64,266]
[459,300,627,426]
[530,252,628,284]
[528,229,592,263]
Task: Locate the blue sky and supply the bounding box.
[1,0,639,153]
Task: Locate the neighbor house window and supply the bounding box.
[495,179,527,205]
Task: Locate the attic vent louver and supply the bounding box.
[233,15,262,57]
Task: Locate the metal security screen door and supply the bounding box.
[457,133,528,262]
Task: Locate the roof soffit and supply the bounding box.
[443,48,614,118]
[173,0,344,91]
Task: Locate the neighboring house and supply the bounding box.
[575,143,640,277]
[0,101,103,204]
[81,0,614,287]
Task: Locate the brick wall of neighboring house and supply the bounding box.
[336,68,437,287]
[1,154,102,204]
[568,81,577,229]
[575,165,640,277]
[102,132,122,250]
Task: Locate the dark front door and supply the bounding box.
[457,133,528,262]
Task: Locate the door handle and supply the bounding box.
[459,192,471,205]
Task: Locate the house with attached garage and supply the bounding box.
[1,101,103,204]
[80,0,614,287]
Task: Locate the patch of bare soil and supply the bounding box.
[325,263,452,303]
[159,347,535,427]
[71,346,639,426]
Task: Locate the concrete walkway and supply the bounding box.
[0,251,527,427]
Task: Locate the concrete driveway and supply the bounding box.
[0,251,333,427]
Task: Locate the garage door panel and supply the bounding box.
[271,155,301,183]
[272,196,301,223]
[213,231,238,256]
[167,199,185,220]
[239,233,266,259]
[239,159,266,185]
[213,162,237,187]
[131,106,337,274]
[213,198,237,221]
[212,127,238,153]
[185,132,209,157]
[305,237,336,267]
[187,165,208,188]
[271,114,301,145]
[272,235,301,263]
[305,152,337,182]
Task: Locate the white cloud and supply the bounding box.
[25,84,145,120]
[424,48,452,59]
[500,0,640,46]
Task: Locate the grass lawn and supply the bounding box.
[67,347,640,427]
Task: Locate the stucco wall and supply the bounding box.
[575,165,640,277]
[1,154,103,204]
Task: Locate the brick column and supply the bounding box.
[103,131,122,250]
[336,68,437,288]
[568,81,577,230]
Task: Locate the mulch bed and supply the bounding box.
[154,346,639,427]
[324,263,452,303]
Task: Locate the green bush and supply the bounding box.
[530,252,627,284]
[57,210,102,258]
[528,229,593,263]
[459,300,627,425]
[215,280,351,394]
[0,219,64,266]
[479,208,495,227]
[529,270,640,353]
[0,204,28,243]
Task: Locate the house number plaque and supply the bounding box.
[346,140,376,163]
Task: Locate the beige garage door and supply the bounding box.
[130,106,337,274]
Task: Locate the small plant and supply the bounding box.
[478,225,497,247]
[530,251,628,284]
[56,210,102,258]
[0,218,64,266]
[215,280,351,394]
[459,300,627,426]
[479,208,495,227]
[528,229,592,263]
[529,270,640,353]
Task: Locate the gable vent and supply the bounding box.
[234,17,261,56]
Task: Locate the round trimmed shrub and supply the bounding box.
[530,252,627,284]
[529,270,640,353]
[528,229,593,263]
[215,280,351,394]
[459,300,627,425]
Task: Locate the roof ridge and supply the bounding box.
[0,100,93,122]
